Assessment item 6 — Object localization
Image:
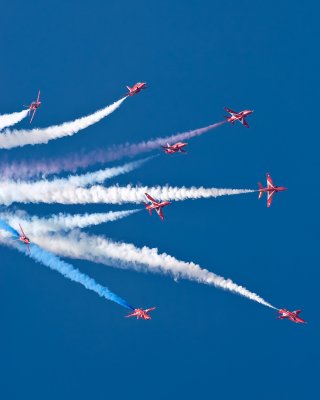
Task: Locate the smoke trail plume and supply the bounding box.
[1,157,154,192]
[0,98,126,149]
[0,182,254,206]
[0,109,29,131]
[0,219,20,237]
[33,230,276,309]
[59,156,155,187]
[0,209,140,235]
[0,121,225,179]
[0,220,133,310]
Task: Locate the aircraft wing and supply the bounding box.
[240,118,249,128]
[143,201,153,215]
[224,106,237,115]
[37,90,41,102]
[267,191,276,207]
[30,108,37,123]
[266,173,275,188]
[125,311,139,318]
[27,243,31,254]
[19,224,26,237]
[145,307,156,313]
[145,193,158,204]
[294,310,302,315]
[156,207,164,220]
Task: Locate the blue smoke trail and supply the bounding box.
[0,219,19,237]
[0,218,134,310]
[28,244,134,310]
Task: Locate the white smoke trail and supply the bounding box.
[0,182,254,206]
[4,156,154,189]
[0,98,126,149]
[0,209,139,235]
[61,156,155,187]
[32,230,276,309]
[0,109,29,131]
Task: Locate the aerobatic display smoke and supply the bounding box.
[0,82,282,320]
[32,230,276,309]
[0,121,225,179]
[0,98,126,149]
[56,156,155,187]
[0,109,29,131]
[0,157,153,190]
[0,182,254,206]
[0,220,133,310]
[0,219,20,237]
[0,209,139,234]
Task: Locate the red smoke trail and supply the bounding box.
[0,121,226,179]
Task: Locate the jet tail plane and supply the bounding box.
[258,182,264,199]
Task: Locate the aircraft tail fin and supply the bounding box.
[143,202,152,216]
[258,182,264,199]
[126,86,131,91]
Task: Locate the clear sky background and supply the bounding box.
[0,1,319,399]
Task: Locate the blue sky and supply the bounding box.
[0,1,318,399]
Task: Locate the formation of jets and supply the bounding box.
[23,83,147,124]
[15,84,302,323]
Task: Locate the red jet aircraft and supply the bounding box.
[17,224,31,254]
[144,193,171,221]
[25,90,41,123]
[126,82,147,96]
[258,173,287,207]
[125,307,156,320]
[162,142,188,154]
[277,309,306,324]
[224,106,253,128]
